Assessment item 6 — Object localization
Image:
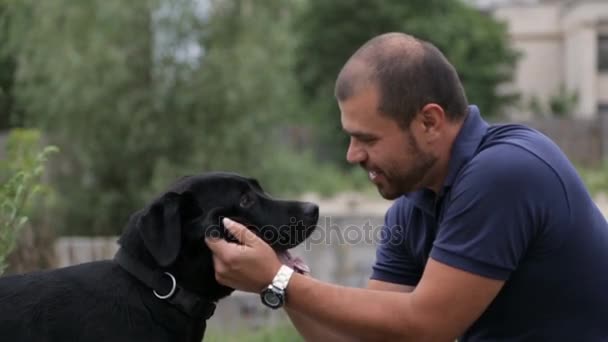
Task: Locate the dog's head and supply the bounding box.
[118,172,319,301]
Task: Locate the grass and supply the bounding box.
[204,323,304,342]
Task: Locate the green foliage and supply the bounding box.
[0,129,57,274]
[526,84,579,117]
[204,322,304,342]
[527,95,546,117]
[1,0,366,236]
[249,148,373,197]
[548,85,579,117]
[3,0,166,235]
[0,4,21,130]
[293,0,519,163]
[577,162,608,197]
[0,0,518,238]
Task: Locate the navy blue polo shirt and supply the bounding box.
[371,105,608,340]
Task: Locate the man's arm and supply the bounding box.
[367,279,415,292]
[207,218,503,341]
[285,280,414,341]
[281,146,553,340]
[284,259,504,341]
[285,307,354,341]
[207,145,550,340]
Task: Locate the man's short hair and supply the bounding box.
[335,32,469,126]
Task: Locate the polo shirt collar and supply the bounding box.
[404,105,489,215]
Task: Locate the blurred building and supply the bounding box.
[487,0,608,118]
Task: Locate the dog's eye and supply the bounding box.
[239,193,254,208]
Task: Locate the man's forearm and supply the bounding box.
[284,307,357,342]
[285,273,421,341]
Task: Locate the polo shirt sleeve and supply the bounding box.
[430,144,567,280]
[370,201,423,286]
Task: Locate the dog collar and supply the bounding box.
[114,248,216,320]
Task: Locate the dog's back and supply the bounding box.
[0,262,181,342]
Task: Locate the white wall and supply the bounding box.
[510,39,564,115]
[495,3,564,117]
[564,24,597,117]
[493,1,608,118]
[495,4,561,36]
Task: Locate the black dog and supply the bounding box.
[0,172,318,342]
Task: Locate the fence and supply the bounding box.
[508,112,608,167]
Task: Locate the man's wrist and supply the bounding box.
[272,265,295,290]
[260,265,294,309]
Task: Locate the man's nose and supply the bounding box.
[346,139,366,164]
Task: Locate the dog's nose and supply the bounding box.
[301,202,319,218]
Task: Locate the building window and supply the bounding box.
[599,35,608,71]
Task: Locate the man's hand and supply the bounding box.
[205,217,282,293]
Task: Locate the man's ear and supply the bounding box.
[138,192,183,267]
[417,103,446,137]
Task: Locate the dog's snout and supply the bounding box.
[301,202,319,219]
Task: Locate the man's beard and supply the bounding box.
[377,134,437,200]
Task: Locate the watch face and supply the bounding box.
[263,291,280,307]
[261,288,283,309]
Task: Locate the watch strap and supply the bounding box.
[272,265,294,290]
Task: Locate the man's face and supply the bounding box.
[339,86,437,199]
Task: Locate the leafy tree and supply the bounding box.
[2,0,353,237]
[0,4,23,130]
[2,0,171,235]
[293,0,519,164]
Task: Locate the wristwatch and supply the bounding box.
[260,265,294,309]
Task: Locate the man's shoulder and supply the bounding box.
[482,123,553,154]
[468,123,570,183]
[447,121,586,216]
[450,125,572,205]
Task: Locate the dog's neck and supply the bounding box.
[113,248,217,321]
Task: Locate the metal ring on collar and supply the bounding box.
[153,272,177,300]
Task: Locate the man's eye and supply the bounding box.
[240,194,254,208]
[359,136,377,144]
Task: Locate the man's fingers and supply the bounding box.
[222,217,260,247]
[205,235,232,258]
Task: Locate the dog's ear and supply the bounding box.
[138,191,183,267]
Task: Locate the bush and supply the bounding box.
[577,162,608,197]
[0,129,57,274]
[251,148,375,198]
[141,146,375,209]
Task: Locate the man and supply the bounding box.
[206,32,608,341]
